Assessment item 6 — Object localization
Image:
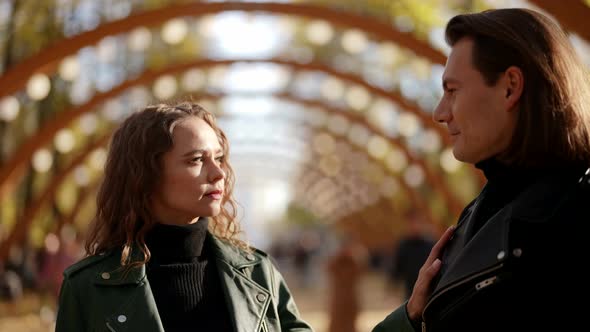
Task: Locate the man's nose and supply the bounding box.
[433,98,450,123]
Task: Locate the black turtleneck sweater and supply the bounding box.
[464,158,540,239]
[467,158,585,239]
[144,219,233,332]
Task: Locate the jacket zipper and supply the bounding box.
[421,263,504,331]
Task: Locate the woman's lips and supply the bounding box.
[204,190,223,200]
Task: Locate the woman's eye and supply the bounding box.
[215,156,225,164]
[191,156,203,163]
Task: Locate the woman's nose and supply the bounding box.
[208,163,225,183]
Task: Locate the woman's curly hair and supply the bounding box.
[85,101,246,268]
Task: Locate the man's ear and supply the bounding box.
[503,66,524,110]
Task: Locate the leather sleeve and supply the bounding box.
[55,277,86,332]
[371,301,418,332]
[268,260,315,332]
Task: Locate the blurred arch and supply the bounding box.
[0,58,475,206]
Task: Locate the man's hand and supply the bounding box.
[406,225,455,321]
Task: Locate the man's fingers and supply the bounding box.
[427,258,442,276]
[420,258,442,284]
[425,226,455,265]
[412,227,453,306]
[411,258,443,306]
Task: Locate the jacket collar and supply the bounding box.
[208,232,262,268]
[93,232,261,286]
[93,247,146,286]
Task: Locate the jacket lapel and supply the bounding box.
[93,235,273,332]
[210,234,271,332]
[432,204,511,294]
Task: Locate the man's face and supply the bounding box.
[433,37,518,164]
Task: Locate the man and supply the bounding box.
[373,8,590,332]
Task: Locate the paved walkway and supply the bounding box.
[287,271,403,332]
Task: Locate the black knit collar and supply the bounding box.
[145,218,209,264]
[475,158,531,182]
[475,157,586,183]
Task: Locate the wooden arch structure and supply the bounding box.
[6,0,585,258]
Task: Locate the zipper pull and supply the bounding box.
[475,276,497,290]
[422,321,426,332]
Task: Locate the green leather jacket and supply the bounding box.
[55,233,313,332]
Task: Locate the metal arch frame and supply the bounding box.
[0,58,471,207]
[0,1,446,99]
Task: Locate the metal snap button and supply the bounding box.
[246,254,256,261]
[101,272,111,280]
[496,250,505,260]
[256,293,267,302]
[117,315,127,323]
[512,248,522,257]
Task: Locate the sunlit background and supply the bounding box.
[0,0,588,331]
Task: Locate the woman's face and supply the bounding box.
[150,116,226,225]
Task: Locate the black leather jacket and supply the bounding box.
[422,167,590,332]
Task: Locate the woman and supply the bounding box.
[55,101,313,332]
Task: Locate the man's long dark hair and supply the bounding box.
[446,8,590,167]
